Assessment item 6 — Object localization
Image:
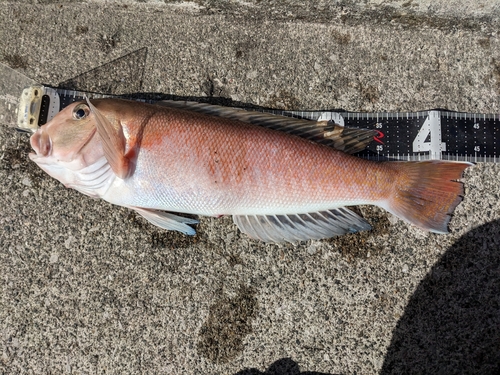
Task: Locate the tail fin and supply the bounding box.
[384,161,472,233]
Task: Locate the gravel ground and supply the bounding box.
[1,1,499,374]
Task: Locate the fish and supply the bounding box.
[28,98,472,242]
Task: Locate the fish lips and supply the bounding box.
[29,129,51,159]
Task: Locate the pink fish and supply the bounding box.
[29,98,472,242]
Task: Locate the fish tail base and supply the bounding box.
[384,160,472,233]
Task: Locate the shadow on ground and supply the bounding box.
[234,358,336,375]
[382,219,500,374]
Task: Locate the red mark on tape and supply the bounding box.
[374,130,385,144]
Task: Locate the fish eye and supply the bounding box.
[73,104,90,120]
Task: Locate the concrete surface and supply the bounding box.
[1,0,500,374]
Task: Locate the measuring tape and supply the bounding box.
[15,85,500,163]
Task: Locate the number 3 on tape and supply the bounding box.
[412,110,446,159]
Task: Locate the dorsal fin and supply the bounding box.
[157,100,376,154]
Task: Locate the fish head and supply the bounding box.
[29,100,112,187]
[30,101,97,161]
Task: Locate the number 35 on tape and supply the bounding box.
[311,109,499,162]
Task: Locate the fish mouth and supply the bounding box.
[29,129,51,159]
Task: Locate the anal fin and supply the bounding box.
[233,207,371,243]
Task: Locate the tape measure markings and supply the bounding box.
[15,86,500,163]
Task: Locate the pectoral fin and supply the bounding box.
[85,97,130,179]
[233,207,371,243]
[133,207,199,235]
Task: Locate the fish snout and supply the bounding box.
[30,129,51,157]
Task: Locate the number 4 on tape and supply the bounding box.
[412,110,446,159]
